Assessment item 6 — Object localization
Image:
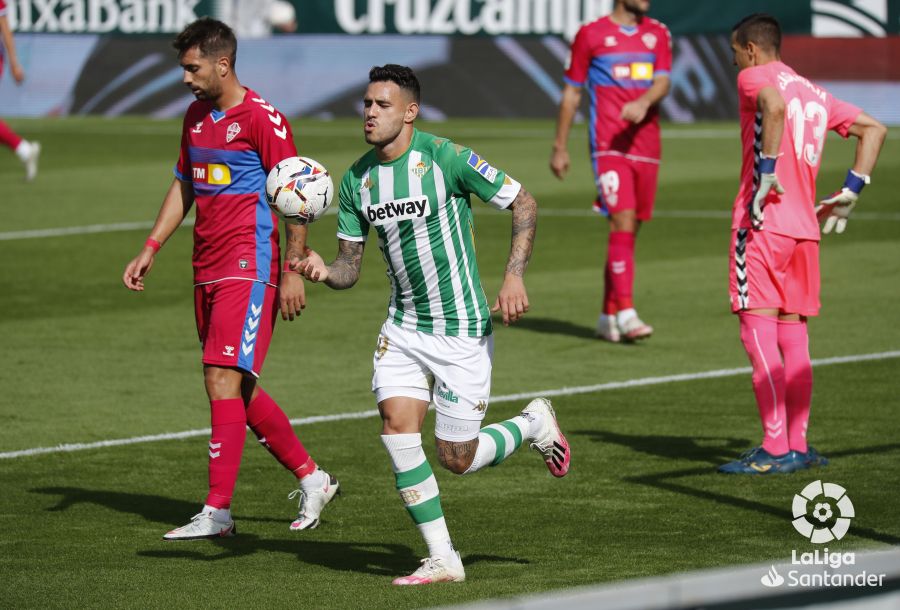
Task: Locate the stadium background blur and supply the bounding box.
[1,1,898,609]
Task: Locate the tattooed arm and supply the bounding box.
[279,223,307,321]
[490,187,537,325]
[296,238,365,290]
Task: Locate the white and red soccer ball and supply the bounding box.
[265,156,334,225]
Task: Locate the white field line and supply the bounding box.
[2,350,897,460]
[3,209,900,242]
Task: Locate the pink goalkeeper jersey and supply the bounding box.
[564,15,672,163]
[733,61,860,240]
[175,89,297,285]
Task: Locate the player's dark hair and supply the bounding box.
[369,64,421,103]
[173,18,238,67]
[732,13,782,54]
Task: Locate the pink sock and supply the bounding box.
[0,120,22,151]
[602,262,616,315]
[246,388,316,478]
[206,398,247,509]
[779,320,812,453]
[608,231,635,311]
[739,313,788,456]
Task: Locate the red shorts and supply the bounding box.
[729,229,820,316]
[194,279,278,377]
[591,155,659,221]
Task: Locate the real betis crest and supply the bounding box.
[410,161,431,178]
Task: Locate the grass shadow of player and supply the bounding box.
[620,442,900,546]
[139,538,526,575]
[574,430,751,465]
[32,486,293,526]
[502,316,597,341]
[139,536,420,576]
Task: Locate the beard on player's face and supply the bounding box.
[622,0,649,16]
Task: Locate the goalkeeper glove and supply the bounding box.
[816,169,870,234]
[750,156,784,231]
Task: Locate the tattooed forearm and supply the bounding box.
[325,239,365,289]
[284,223,308,262]
[506,187,537,277]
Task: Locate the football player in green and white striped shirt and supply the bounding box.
[297,65,571,586]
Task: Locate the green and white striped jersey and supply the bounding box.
[337,129,521,337]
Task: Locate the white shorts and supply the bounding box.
[372,321,493,440]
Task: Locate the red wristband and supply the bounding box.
[282,260,297,274]
[145,237,161,253]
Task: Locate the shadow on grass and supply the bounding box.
[574,429,751,465]
[31,486,528,575]
[503,316,597,341]
[579,432,900,546]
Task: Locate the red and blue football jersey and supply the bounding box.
[565,16,672,163]
[175,88,297,285]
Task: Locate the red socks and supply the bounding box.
[206,398,247,509]
[739,313,789,456]
[778,320,813,453]
[0,120,23,151]
[246,389,316,478]
[606,231,635,311]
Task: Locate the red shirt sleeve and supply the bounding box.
[251,101,298,173]
[737,66,777,112]
[654,23,673,75]
[827,94,862,138]
[0,0,7,17]
[564,25,592,87]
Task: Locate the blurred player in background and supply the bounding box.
[719,14,886,474]
[0,0,40,181]
[298,65,571,585]
[122,18,339,538]
[550,0,671,342]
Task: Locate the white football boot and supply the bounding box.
[392,551,466,585]
[521,397,571,477]
[288,470,340,530]
[618,312,653,342]
[23,141,40,182]
[163,511,235,540]
[595,313,621,343]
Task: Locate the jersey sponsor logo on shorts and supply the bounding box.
[239,259,248,269]
[436,383,460,404]
[467,152,498,183]
[193,163,232,185]
[364,196,431,226]
[473,400,487,413]
[226,122,241,143]
[223,345,235,357]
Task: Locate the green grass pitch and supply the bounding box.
[1,118,898,609]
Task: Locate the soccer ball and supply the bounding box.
[265,156,334,225]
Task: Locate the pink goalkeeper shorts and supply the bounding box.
[729,229,820,316]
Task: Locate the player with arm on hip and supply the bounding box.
[297,64,571,585]
[122,18,340,539]
[0,0,40,181]
[718,13,886,475]
[550,0,671,342]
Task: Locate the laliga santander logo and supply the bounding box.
[791,480,855,543]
